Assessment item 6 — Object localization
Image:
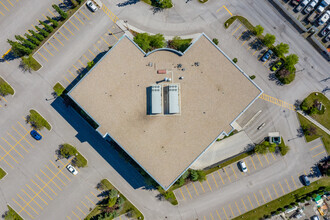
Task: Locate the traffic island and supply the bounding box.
[3,205,23,220]
[0,167,7,180]
[0,77,14,97]
[53,82,66,97]
[57,143,87,168]
[27,109,52,131]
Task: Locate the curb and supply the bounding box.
[28,108,52,132]
[0,75,16,97]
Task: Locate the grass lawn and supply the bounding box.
[0,77,14,96]
[4,205,23,220]
[157,186,178,205]
[59,143,87,168]
[297,113,330,154]
[302,92,330,130]
[224,16,254,31]
[53,82,65,96]
[0,167,6,179]
[28,109,51,131]
[233,177,330,220]
[21,55,41,71]
[85,179,144,220]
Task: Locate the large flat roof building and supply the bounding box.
[69,33,262,190]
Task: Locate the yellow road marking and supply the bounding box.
[243,159,250,173]
[48,41,59,51]
[0,143,19,163]
[42,14,48,20]
[67,216,72,220]
[256,154,263,167]
[291,176,298,189]
[266,187,273,200]
[231,24,242,36]
[38,52,48,62]
[63,25,74,36]
[48,8,55,17]
[185,185,192,199]
[88,49,95,57]
[94,44,102,52]
[224,167,231,182]
[68,70,75,77]
[272,184,279,198]
[64,76,70,83]
[69,20,79,30]
[206,178,212,191]
[229,204,234,217]
[34,175,56,196]
[235,201,241,215]
[310,144,322,151]
[32,24,37,31]
[72,211,80,219]
[0,1,9,11]
[252,49,258,56]
[247,39,257,50]
[83,54,91,62]
[79,10,90,20]
[236,29,246,40]
[17,121,28,132]
[78,59,85,67]
[264,154,269,164]
[304,170,307,175]
[211,173,218,188]
[210,212,214,220]
[285,178,291,192]
[203,216,206,220]
[74,15,84,25]
[259,190,266,203]
[6,0,13,6]
[12,198,34,219]
[250,156,256,170]
[26,184,48,205]
[259,94,295,111]
[2,137,24,158]
[22,189,43,210]
[72,64,79,71]
[199,181,205,193]
[241,198,247,211]
[43,47,54,57]
[17,193,39,215]
[50,160,71,181]
[0,94,7,102]
[217,170,225,184]
[58,30,69,41]
[76,206,86,215]
[278,181,285,195]
[254,193,260,206]
[216,210,222,220]
[45,165,66,186]
[271,152,276,161]
[81,201,89,209]
[7,132,28,152]
[12,126,34,148]
[40,169,62,191]
[100,36,111,47]
[247,195,254,208]
[230,165,237,179]
[179,188,185,200]
[312,150,326,158]
[31,178,54,199]
[192,182,199,196]
[0,10,4,16]
[107,28,118,40]
[222,207,229,220]
[85,195,95,206]
[216,5,232,15]
[241,38,248,46]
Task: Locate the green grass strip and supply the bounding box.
[4,205,23,220]
[53,82,65,96]
[0,167,7,179]
[29,109,51,131]
[0,77,14,96]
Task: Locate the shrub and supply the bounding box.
[149,33,166,49]
[108,197,117,207]
[87,61,95,71]
[197,170,206,181]
[28,109,51,130]
[35,26,49,37]
[212,38,219,45]
[190,170,198,181]
[177,177,185,186]
[279,144,289,156]
[276,68,295,84]
[0,77,14,96]
[109,189,118,199]
[52,4,68,20]
[232,58,238,63]
[39,20,54,33]
[250,75,256,80]
[254,143,268,154]
[60,144,78,158]
[253,25,264,36]
[133,33,151,52]
[21,55,41,72]
[306,196,311,201]
[53,83,65,96]
[169,36,191,52]
[73,154,87,168]
[47,16,58,27]
[117,196,125,206]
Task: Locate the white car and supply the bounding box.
[66,164,78,175]
[304,0,318,14]
[239,161,248,173]
[86,0,98,12]
[318,10,330,25]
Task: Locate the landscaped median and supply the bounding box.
[85,179,144,220]
[233,177,330,220]
[27,109,51,131]
[53,82,66,97]
[0,77,14,97]
[57,143,87,168]
[3,205,23,220]
[0,167,7,180]
[140,0,172,8]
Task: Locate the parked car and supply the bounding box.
[300,175,310,186]
[261,50,273,62]
[66,164,78,175]
[304,0,318,14]
[291,0,302,6]
[311,215,320,220]
[271,60,283,71]
[86,0,98,12]
[318,10,330,25]
[30,129,42,140]
[295,0,311,12]
[320,23,330,36]
[325,33,330,42]
[239,161,248,172]
[316,0,329,13]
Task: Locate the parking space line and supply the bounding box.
[278,181,285,195]
[1,157,13,168]
[211,174,218,188]
[210,212,215,220]
[216,210,221,220]
[26,184,48,205]
[312,150,326,158]
[199,181,205,193]
[254,193,260,206]
[45,165,66,186]
[76,206,86,215]
[217,170,225,184]
[310,144,322,151]
[16,121,29,132]
[259,190,266,203]
[63,25,74,36]
[271,152,276,161]
[2,137,24,158]
[264,154,269,164]
[0,143,19,163]
[12,127,34,149]
[285,178,291,192]
[47,8,55,17]
[0,10,4,16]
[58,30,69,41]
[68,70,75,77]
[0,1,9,11]
[7,132,28,152]
[263,58,271,66]
[17,193,39,215]
[206,179,212,191]
[291,176,298,189]
[88,49,95,57]
[69,20,79,31]
[40,169,62,191]
[266,187,273,200]
[1,95,7,102]
[179,188,185,200]
[247,195,254,209]
[231,24,242,36]
[249,156,256,170]
[63,76,71,83]
[34,175,57,197]
[31,178,55,198]
[100,36,111,47]
[38,52,48,62]
[74,15,84,25]
[236,29,247,40]
[72,64,79,71]
[72,211,81,219]
[81,201,89,209]
[12,198,34,219]
[252,49,258,56]
[230,165,237,179]
[272,184,279,198]
[85,196,95,206]
[107,28,118,40]
[78,59,85,67]
[67,216,72,220]
[93,44,102,52]
[48,41,59,52]
[222,207,229,220]
[50,160,71,181]
[235,201,241,215]
[247,39,257,50]
[79,10,90,20]
[241,198,247,212]
[83,54,91,62]
[192,182,199,196]
[6,0,13,6]
[185,185,192,199]
[21,189,43,210]
[53,35,64,47]
[224,167,231,182]
[256,154,263,167]
[229,204,234,217]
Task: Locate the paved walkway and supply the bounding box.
[297,111,330,135]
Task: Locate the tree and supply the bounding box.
[14,35,26,44]
[107,197,117,207]
[39,20,54,32]
[263,33,276,47]
[268,143,277,153]
[35,26,49,37]
[170,36,190,52]
[47,16,58,27]
[116,196,125,206]
[59,144,78,158]
[177,177,185,186]
[109,189,118,199]
[212,38,219,45]
[150,34,165,48]
[253,25,264,36]
[196,170,206,181]
[284,54,299,73]
[190,169,199,181]
[15,35,36,50]
[232,58,238,63]
[29,30,44,41]
[87,61,94,70]
[52,4,68,20]
[254,143,267,154]
[279,144,290,156]
[7,39,31,57]
[274,43,289,58]
[24,33,41,46]
[133,33,151,52]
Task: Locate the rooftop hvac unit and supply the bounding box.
[157,69,166,74]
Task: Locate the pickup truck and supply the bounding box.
[304,0,319,14]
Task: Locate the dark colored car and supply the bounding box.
[271,60,283,71]
[261,49,273,62]
[30,129,42,140]
[300,175,310,186]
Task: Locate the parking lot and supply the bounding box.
[0,0,20,17]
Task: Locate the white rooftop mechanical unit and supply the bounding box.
[151,85,162,114]
[168,84,180,114]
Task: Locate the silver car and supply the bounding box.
[239,161,248,172]
[66,164,78,175]
[86,0,98,12]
